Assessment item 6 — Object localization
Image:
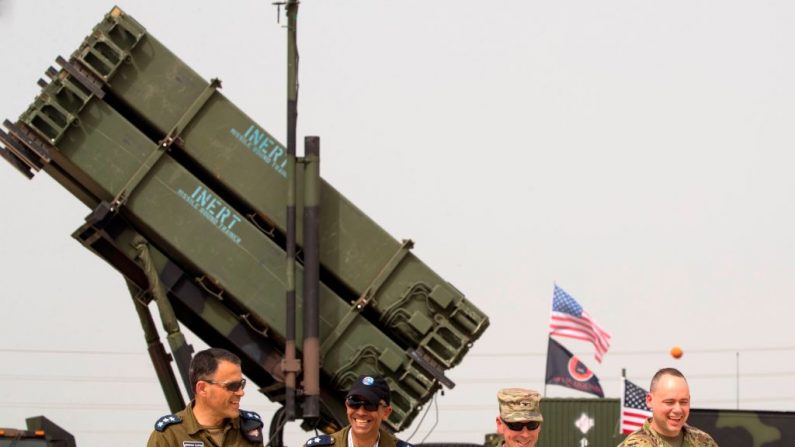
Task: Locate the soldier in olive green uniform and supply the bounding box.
[495,388,544,447]
[304,375,412,447]
[620,368,717,447]
[147,348,264,447]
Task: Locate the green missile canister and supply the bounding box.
[69,7,488,370]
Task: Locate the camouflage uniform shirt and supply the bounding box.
[620,418,718,447]
[147,401,264,447]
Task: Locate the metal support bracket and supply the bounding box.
[319,239,414,358]
[0,144,34,179]
[409,348,455,389]
[281,357,301,374]
[110,78,221,210]
[0,127,41,177]
[56,56,106,99]
[354,238,414,310]
[2,120,52,165]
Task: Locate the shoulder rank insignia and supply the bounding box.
[305,434,334,447]
[239,410,263,424]
[397,440,414,447]
[154,414,182,432]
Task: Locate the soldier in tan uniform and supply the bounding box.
[495,388,544,447]
[147,348,264,447]
[620,368,717,447]
[304,375,412,447]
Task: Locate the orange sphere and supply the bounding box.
[670,346,683,359]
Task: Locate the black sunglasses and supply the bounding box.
[501,418,541,431]
[345,396,382,411]
[204,378,247,392]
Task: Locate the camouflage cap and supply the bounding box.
[498,388,543,422]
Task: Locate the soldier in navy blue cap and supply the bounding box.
[305,375,412,447]
[147,348,264,447]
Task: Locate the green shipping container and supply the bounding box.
[537,399,624,447]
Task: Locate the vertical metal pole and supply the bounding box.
[282,0,300,421]
[283,0,300,421]
[736,351,740,409]
[618,368,627,437]
[302,136,320,418]
[543,337,549,396]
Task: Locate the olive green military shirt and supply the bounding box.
[147,401,264,447]
[305,426,411,447]
[619,418,718,447]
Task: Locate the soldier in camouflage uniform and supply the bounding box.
[304,375,412,447]
[495,388,543,447]
[147,348,264,447]
[620,368,717,447]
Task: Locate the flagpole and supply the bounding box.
[545,283,553,397]
[619,368,626,436]
[544,336,549,396]
[621,368,626,408]
[546,284,553,397]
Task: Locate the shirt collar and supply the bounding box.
[347,427,381,447]
[184,400,238,435]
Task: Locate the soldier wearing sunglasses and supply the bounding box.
[495,388,543,447]
[147,348,264,447]
[304,375,412,447]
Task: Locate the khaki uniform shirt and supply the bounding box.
[620,418,718,447]
[147,402,264,447]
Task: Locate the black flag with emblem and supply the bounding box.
[545,337,604,397]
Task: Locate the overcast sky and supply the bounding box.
[2,1,794,446]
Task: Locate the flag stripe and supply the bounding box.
[549,318,610,356]
[552,310,612,340]
[549,315,611,350]
[548,285,612,363]
[550,332,610,354]
[621,379,652,435]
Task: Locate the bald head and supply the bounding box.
[649,367,686,392]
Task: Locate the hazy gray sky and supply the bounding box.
[2,1,794,446]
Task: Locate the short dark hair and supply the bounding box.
[189,348,241,392]
[649,367,686,392]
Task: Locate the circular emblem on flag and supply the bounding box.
[362,376,375,386]
[567,356,594,382]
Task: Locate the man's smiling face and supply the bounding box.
[346,395,391,440]
[647,373,691,437]
[496,417,541,447]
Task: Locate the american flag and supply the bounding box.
[622,379,652,434]
[549,285,612,362]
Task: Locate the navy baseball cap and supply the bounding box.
[346,375,391,405]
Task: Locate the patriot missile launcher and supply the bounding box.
[0,6,488,437]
